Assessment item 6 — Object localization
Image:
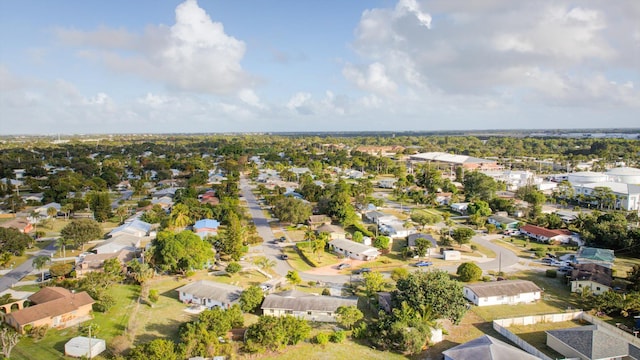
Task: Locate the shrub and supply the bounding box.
[322,288,331,296]
[308,280,317,287]
[148,289,159,303]
[456,262,483,282]
[391,268,409,281]
[470,244,478,251]
[546,269,557,278]
[352,322,367,339]
[226,262,241,274]
[137,200,151,207]
[535,251,545,258]
[330,330,346,343]
[482,276,492,282]
[315,332,330,345]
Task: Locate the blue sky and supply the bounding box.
[1,0,638,135]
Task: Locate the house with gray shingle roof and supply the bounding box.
[261,290,357,322]
[443,334,540,360]
[176,280,242,310]
[546,325,629,360]
[463,280,542,306]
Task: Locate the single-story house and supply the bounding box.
[379,221,415,238]
[75,249,135,277]
[450,202,469,214]
[378,179,397,189]
[316,224,347,240]
[328,238,379,261]
[575,247,615,268]
[463,280,542,306]
[570,263,613,296]
[307,215,330,228]
[64,336,106,359]
[519,224,579,244]
[21,193,44,203]
[93,234,141,254]
[261,290,357,322]
[435,192,453,205]
[546,325,630,360]
[4,287,95,333]
[407,233,438,249]
[151,196,174,209]
[35,202,62,217]
[107,219,151,238]
[0,217,33,234]
[487,215,520,229]
[151,187,178,199]
[176,280,242,309]
[363,211,396,225]
[443,335,540,360]
[193,219,220,238]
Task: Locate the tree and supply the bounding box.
[226,262,241,274]
[244,315,310,353]
[373,236,391,251]
[410,212,440,230]
[252,256,276,272]
[240,286,264,312]
[391,267,410,281]
[272,197,312,225]
[336,305,363,329]
[152,230,214,274]
[61,203,74,220]
[60,219,102,251]
[456,262,483,282]
[168,203,192,229]
[467,200,492,217]
[87,191,112,222]
[286,270,301,287]
[362,271,386,296]
[0,228,32,256]
[463,172,497,201]
[1,326,20,359]
[414,237,432,257]
[49,262,73,278]
[217,212,246,260]
[451,227,475,248]
[129,339,178,360]
[627,265,640,291]
[46,206,58,219]
[393,270,468,324]
[32,255,50,282]
[114,205,129,224]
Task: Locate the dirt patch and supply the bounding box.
[304,259,368,276]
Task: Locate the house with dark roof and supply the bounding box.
[176,280,242,309]
[443,335,540,360]
[519,224,580,245]
[261,290,357,322]
[3,287,94,334]
[407,233,438,248]
[463,280,542,306]
[328,238,379,261]
[546,325,629,360]
[75,249,135,277]
[569,263,613,296]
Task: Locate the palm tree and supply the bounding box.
[47,206,58,219]
[62,203,74,221]
[169,204,192,229]
[57,237,71,258]
[115,206,129,224]
[32,255,50,282]
[29,210,40,238]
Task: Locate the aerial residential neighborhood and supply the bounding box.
[0,131,639,360]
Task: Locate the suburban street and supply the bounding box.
[0,241,56,292]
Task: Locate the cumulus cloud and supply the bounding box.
[56,0,250,94]
[347,0,639,109]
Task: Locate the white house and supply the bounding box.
[518,224,580,245]
[463,280,542,306]
[450,202,469,214]
[93,234,141,255]
[261,290,358,322]
[107,220,151,238]
[378,178,397,189]
[176,280,242,309]
[379,221,415,238]
[328,239,379,261]
[569,263,613,296]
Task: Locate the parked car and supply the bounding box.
[353,267,371,275]
[36,272,52,282]
[260,284,273,292]
[280,254,289,260]
[541,258,554,265]
[558,266,573,273]
[279,236,287,242]
[337,263,351,270]
[414,261,433,267]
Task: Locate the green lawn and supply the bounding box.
[257,339,408,360]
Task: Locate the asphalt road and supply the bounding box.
[240,175,351,286]
[0,242,56,292]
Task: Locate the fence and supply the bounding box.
[493,310,640,359]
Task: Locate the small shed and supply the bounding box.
[443,250,461,261]
[64,336,106,358]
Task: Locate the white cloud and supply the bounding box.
[56,0,250,95]
[343,62,398,96]
[237,89,264,109]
